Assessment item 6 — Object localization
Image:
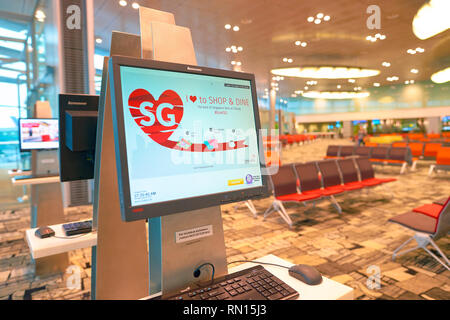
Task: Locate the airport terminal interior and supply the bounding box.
[0,0,449,301]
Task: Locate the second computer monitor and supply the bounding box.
[59,94,99,182]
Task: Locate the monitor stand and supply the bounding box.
[30,103,68,276]
[91,7,228,299]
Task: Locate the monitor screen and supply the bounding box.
[19,119,59,150]
[110,56,268,221]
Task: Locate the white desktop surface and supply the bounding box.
[25,222,97,259]
[229,255,354,300]
[12,175,60,186]
[8,170,32,177]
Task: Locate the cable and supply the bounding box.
[193,262,215,284]
[227,260,291,270]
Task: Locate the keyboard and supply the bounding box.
[62,220,93,236]
[163,265,299,300]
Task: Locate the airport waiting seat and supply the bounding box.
[315,160,346,214]
[427,134,441,140]
[386,147,416,173]
[354,157,397,187]
[370,146,390,163]
[423,143,442,159]
[428,147,450,176]
[364,142,378,147]
[339,146,356,158]
[265,165,321,227]
[388,197,450,271]
[325,145,341,159]
[336,159,365,191]
[392,142,407,148]
[408,142,425,158]
[355,146,372,158]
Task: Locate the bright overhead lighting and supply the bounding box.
[132,2,139,9]
[314,19,321,24]
[237,46,243,51]
[416,47,425,53]
[225,47,231,52]
[231,61,236,65]
[412,0,450,40]
[283,58,288,62]
[431,67,450,83]
[387,76,399,81]
[337,85,341,89]
[348,79,356,83]
[405,80,410,84]
[307,16,314,22]
[271,66,380,79]
[233,26,240,31]
[236,61,242,66]
[382,62,391,67]
[35,9,46,21]
[295,41,301,46]
[410,68,419,74]
[302,91,370,99]
[287,58,293,63]
[407,49,416,54]
[95,37,103,44]
[301,42,307,47]
[374,83,380,87]
[379,35,386,40]
[119,0,127,7]
[317,13,324,19]
[323,15,330,21]
[304,86,309,90]
[225,24,231,29]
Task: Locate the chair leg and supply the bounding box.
[275,200,293,228]
[245,200,258,219]
[426,238,450,271]
[400,162,407,175]
[392,236,417,261]
[329,195,342,214]
[411,160,417,171]
[428,165,435,177]
[263,202,275,220]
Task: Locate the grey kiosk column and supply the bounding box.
[91,7,228,299]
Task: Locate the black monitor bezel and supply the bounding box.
[18,118,59,152]
[109,55,269,222]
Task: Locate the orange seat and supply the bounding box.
[365,142,378,147]
[436,147,450,166]
[392,142,407,148]
[427,134,441,140]
[408,142,424,157]
[413,204,443,219]
[424,143,442,158]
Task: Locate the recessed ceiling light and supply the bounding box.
[95,37,103,44]
[348,79,356,83]
[416,47,425,53]
[271,67,380,79]
[410,68,419,74]
[287,58,293,63]
[233,26,240,31]
[225,24,231,29]
[225,47,231,52]
[231,61,236,65]
[382,62,391,67]
[410,80,415,84]
[314,19,321,24]
[236,61,242,66]
[307,16,314,22]
[413,0,450,39]
[379,35,386,40]
[323,15,330,21]
[302,91,370,99]
[295,40,301,46]
[119,0,127,7]
[35,9,46,21]
[374,83,380,87]
[131,2,139,9]
[238,46,243,51]
[301,42,307,47]
[407,49,416,54]
[405,80,410,84]
[337,85,341,89]
[304,86,309,90]
[283,58,288,62]
[317,13,324,19]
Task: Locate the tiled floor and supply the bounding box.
[0,138,449,300]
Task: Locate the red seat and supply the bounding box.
[322,185,345,196]
[343,181,365,191]
[360,178,386,186]
[413,203,443,219]
[276,193,320,202]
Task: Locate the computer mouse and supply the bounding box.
[35,226,55,239]
[288,264,323,285]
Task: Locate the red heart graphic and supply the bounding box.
[128,88,183,149]
[190,96,197,103]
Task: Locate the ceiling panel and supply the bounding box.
[93,0,449,97]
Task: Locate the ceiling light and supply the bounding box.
[302,91,370,99]
[231,61,236,65]
[225,47,231,52]
[410,68,419,74]
[304,86,309,90]
[307,16,314,22]
[348,79,356,83]
[95,37,103,44]
[119,0,127,6]
[431,67,450,83]
[413,0,450,40]
[374,83,380,87]
[132,2,140,9]
[225,24,231,29]
[382,62,391,67]
[366,36,372,41]
[416,47,425,53]
[407,49,416,54]
[35,9,46,21]
[233,26,240,31]
[301,42,307,47]
[337,85,341,89]
[317,13,324,19]
[287,58,293,63]
[323,15,330,21]
[379,35,386,40]
[238,46,243,51]
[314,19,321,24]
[283,58,288,62]
[295,41,301,46]
[271,66,380,79]
[405,80,410,84]
[410,80,415,84]
[236,61,242,66]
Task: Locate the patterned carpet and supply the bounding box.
[0,138,449,300]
